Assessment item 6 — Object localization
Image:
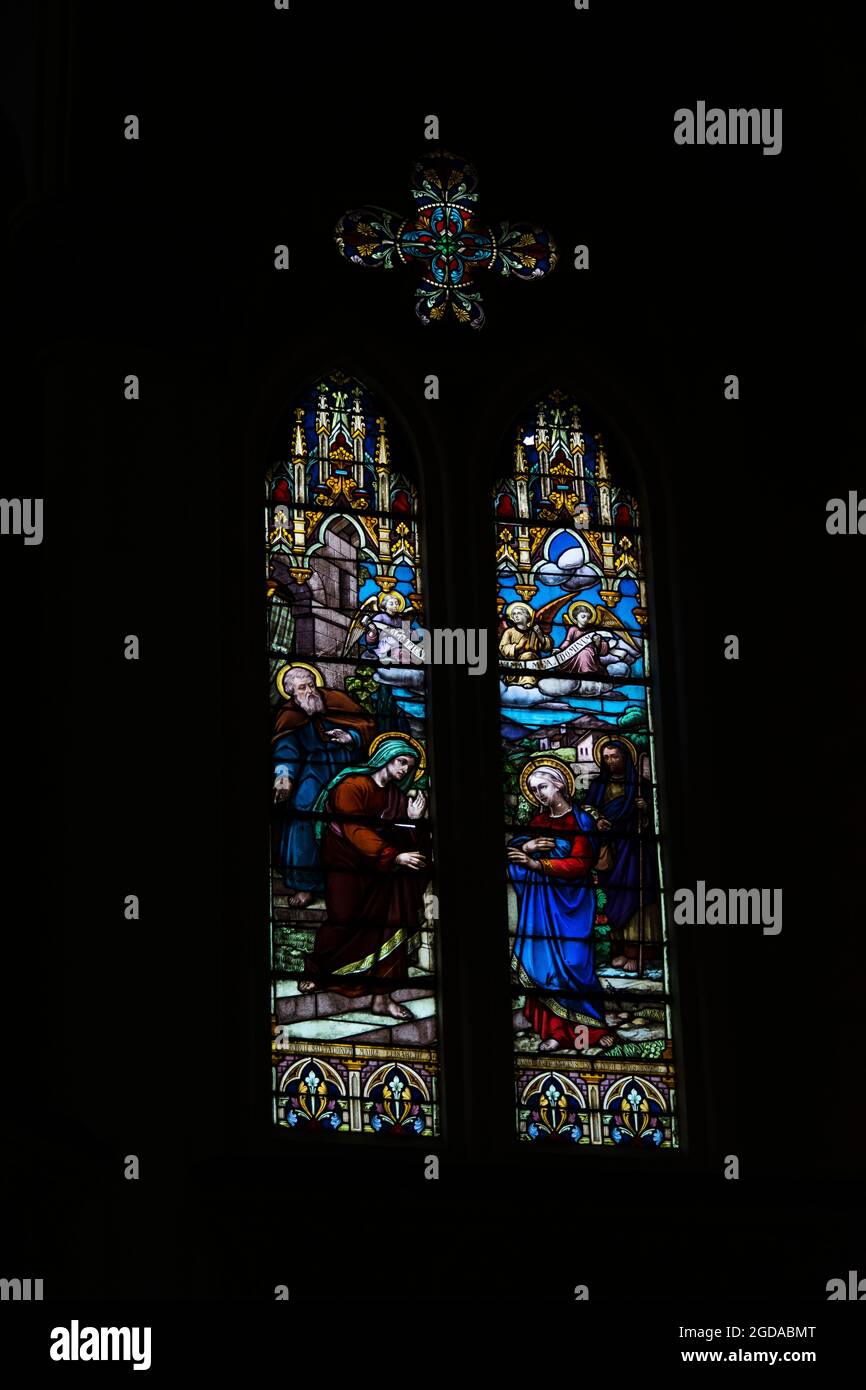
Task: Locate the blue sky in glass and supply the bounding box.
[359,576,416,607]
[500,692,647,727]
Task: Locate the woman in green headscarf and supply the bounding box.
[299,735,430,1021]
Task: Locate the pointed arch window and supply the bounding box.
[495,389,680,1146]
[267,371,440,1138]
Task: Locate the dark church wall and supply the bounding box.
[2,0,864,1332]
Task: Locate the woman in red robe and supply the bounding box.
[300,736,430,1020]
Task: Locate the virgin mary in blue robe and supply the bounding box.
[508,805,606,1035]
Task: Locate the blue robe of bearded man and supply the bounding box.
[584,738,661,970]
[272,689,374,894]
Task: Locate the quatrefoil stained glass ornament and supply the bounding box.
[335,150,557,329]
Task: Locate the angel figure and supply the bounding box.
[552,600,641,679]
[498,601,554,687]
[343,589,422,664]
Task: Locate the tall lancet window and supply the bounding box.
[494,389,680,1146]
[268,371,440,1137]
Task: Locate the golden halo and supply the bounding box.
[368,732,426,783]
[276,662,325,699]
[377,590,406,612]
[505,600,534,622]
[565,599,596,626]
[592,734,638,767]
[519,755,576,805]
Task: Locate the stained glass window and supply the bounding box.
[494,390,680,1146]
[268,371,440,1137]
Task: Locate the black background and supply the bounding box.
[1,0,864,1352]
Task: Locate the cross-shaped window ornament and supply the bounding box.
[335,150,557,329]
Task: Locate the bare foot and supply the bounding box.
[538,1038,561,1052]
[297,979,316,994]
[287,890,313,908]
[619,960,639,973]
[595,1033,616,1049]
[371,996,413,1021]
[611,955,628,968]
